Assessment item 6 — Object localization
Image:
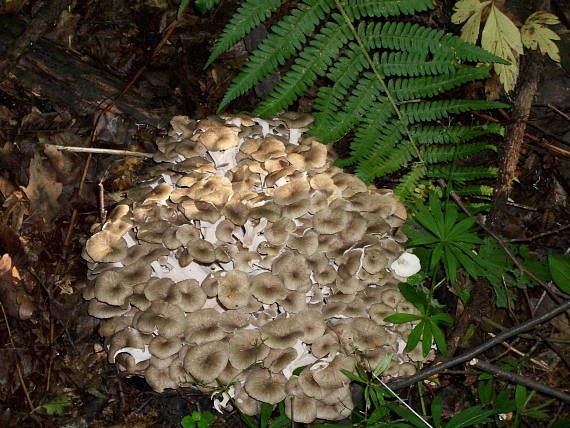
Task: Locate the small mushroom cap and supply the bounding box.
[135,302,186,338]
[145,366,177,392]
[218,270,251,309]
[187,239,217,264]
[88,299,131,318]
[311,333,339,358]
[278,112,314,129]
[229,329,270,370]
[263,347,298,373]
[261,318,303,349]
[294,310,326,343]
[274,178,310,206]
[313,208,349,234]
[184,308,225,344]
[165,279,206,312]
[144,278,175,301]
[94,270,134,306]
[369,302,395,325]
[390,252,421,277]
[149,336,182,359]
[234,381,261,416]
[244,368,287,404]
[311,355,354,389]
[120,260,153,286]
[272,252,311,292]
[219,309,251,332]
[193,124,240,151]
[183,340,229,384]
[285,393,318,423]
[85,231,127,262]
[251,273,287,304]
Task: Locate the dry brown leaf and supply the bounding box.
[21,153,63,223]
[0,254,35,320]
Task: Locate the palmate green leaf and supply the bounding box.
[450,246,479,279]
[430,244,444,273]
[443,201,459,236]
[430,313,453,325]
[260,402,273,428]
[431,394,443,427]
[428,192,445,236]
[448,215,478,239]
[195,0,221,14]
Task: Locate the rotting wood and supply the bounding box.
[0,17,163,127]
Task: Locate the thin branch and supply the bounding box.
[505,224,570,243]
[43,144,153,158]
[472,359,570,403]
[0,301,34,411]
[386,299,570,391]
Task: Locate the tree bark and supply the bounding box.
[487,52,543,230]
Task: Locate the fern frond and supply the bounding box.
[217,0,334,112]
[395,164,428,199]
[313,72,384,143]
[204,0,281,69]
[421,142,496,163]
[411,123,504,144]
[358,139,414,183]
[401,100,508,123]
[312,43,368,128]
[454,184,494,196]
[359,21,506,64]
[343,0,434,18]
[253,16,351,117]
[427,165,497,183]
[389,65,492,101]
[379,51,457,77]
[196,0,221,14]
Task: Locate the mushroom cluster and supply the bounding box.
[83,113,425,423]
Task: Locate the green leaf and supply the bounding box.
[340,369,367,384]
[444,405,495,428]
[373,353,394,377]
[384,313,424,324]
[421,320,433,357]
[260,402,273,428]
[429,320,448,356]
[515,384,527,410]
[406,321,424,352]
[268,414,291,428]
[195,0,221,15]
[178,0,190,18]
[548,254,570,293]
[429,313,453,325]
[35,396,73,416]
[431,394,443,428]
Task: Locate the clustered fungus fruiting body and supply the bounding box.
[83,113,425,423]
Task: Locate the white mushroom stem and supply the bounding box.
[282,340,317,379]
[212,385,235,414]
[112,344,151,364]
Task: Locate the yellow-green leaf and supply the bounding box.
[482,5,523,55]
[451,0,490,25]
[521,12,561,62]
[481,4,522,92]
[460,10,484,44]
[525,11,560,26]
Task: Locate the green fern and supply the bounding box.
[205,0,510,199]
[204,0,281,69]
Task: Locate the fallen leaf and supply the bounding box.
[0,254,36,320]
[21,153,63,223]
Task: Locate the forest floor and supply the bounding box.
[0,0,569,427]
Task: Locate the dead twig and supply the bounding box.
[386,299,570,391]
[42,144,153,158]
[505,224,570,243]
[471,359,570,403]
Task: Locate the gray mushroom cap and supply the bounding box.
[183,340,229,384]
[244,368,287,405]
